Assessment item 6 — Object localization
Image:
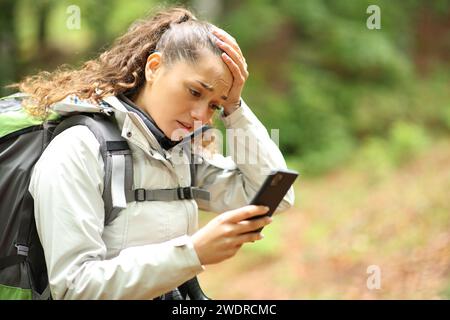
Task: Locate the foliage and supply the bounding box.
[1,0,449,175]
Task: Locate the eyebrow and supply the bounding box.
[195,80,228,100]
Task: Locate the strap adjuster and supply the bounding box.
[178,187,193,200]
[135,189,146,202]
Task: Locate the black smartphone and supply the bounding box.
[247,169,299,231]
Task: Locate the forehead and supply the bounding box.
[167,49,232,88]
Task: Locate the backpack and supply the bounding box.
[0,93,210,300]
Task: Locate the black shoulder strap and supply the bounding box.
[52,112,211,224]
[52,113,132,225]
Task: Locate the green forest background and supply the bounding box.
[1,0,449,299]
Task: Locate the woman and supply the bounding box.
[23,6,294,299]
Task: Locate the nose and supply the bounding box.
[190,103,210,124]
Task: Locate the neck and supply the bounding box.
[130,86,152,118]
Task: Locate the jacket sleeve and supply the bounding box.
[194,99,295,214]
[29,126,204,300]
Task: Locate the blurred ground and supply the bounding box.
[198,140,450,299]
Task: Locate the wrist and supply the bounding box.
[191,233,205,265]
[222,99,242,117]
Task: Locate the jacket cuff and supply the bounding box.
[168,235,205,272]
[220,99,267,132]
[220,99,246,127]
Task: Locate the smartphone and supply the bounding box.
[246,169,299,231]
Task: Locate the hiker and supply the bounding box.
[9,6,294,299]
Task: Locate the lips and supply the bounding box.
[177,120,192,130]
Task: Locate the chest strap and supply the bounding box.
[125,187,210,202]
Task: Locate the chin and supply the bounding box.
[169,127,189,141]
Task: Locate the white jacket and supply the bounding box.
[29,97,295,299]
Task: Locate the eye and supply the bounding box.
[189,88,201,97]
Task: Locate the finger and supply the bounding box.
[215,39,242,66]
[212,28,242,56]
[237,216,272,234]
[221,53,247,89]
[222,205,270,223]
[211,27,248,77]
[235,231,264,245]
[212,29,248,71]
[216,40,248,78]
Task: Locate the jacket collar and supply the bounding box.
[103,95,213,156]
[117,94,181,151]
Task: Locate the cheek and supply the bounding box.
[170,92,193,116]
[153,89,184,115]
[151,81,193,119]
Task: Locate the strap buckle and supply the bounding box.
[135,188,146,202]
[178,187,193,200]
[15,244,29,257]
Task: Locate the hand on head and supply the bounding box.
[211,27,249,116]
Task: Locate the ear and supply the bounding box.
[145,52,162,82]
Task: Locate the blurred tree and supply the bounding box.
[0,0,18,96]
[1,0,449,174]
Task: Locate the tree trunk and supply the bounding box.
[0,0,18,95]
